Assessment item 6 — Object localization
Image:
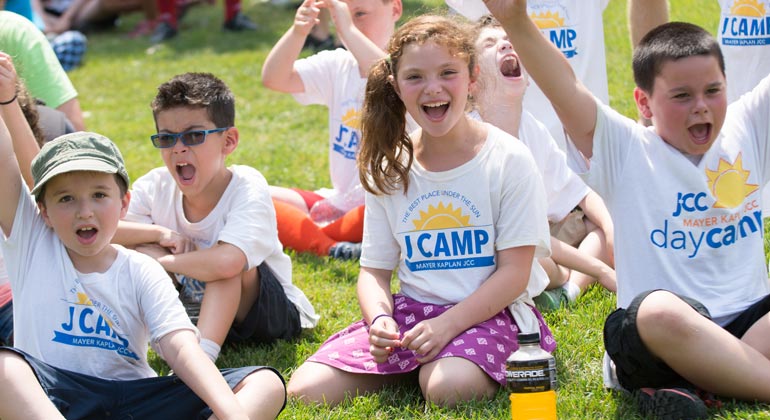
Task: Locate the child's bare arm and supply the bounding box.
[157,330,249,420]
[357,266,399,363]
[0,57,39,190]
[549,237,616,292]
[628,0,669,48]
[323,0,387,76]
[0,54,26,238]
[114,220,192,254]
[485,0,597,158]
[261,0,319,93]
[156,242,247,283]
[401,246,534,363]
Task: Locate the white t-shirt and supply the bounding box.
[1,186,195,379]
[293,49,367,196]
[569,77,770,324]
[360,124,551,304]
[126,165,319,328]
[523,0,610,150]
[716,0,770,216]
[717,0,770,103]
[518,110,590,222]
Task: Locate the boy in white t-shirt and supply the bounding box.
[261,0,403,260]
[486,0,770,418]
[0,55,285,416]
[114,72,319,364]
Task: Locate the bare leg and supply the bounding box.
[198,274,242,346]
[212,369,285,420]
[0,350,65,419]
[287,361,409,406]
[270,185,310,214]
[569,224,614,292]
[637,291,770,400]
[538,256,569,289]
[419,357,497,408]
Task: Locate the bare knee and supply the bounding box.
[419,360,497,408]
[236,368,285,400]
[0,350,30,375]
[636,291,701,340]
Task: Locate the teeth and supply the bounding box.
[79,227,94,231]
[424,102,448,108]
[177,163,188,167]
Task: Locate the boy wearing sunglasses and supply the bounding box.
[115,72,318,363]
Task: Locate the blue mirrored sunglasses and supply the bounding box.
[150,127,231,149]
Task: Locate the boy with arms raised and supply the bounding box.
[485,0,770,418]
[114,72,318,363]
[0,54,284,419]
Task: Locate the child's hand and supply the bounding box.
[482,0,528,26]
[321,0,353,36]
[0,53,18,104]
[400,316,454,364]
[158,229,193,254]
[293,0,321,37]
[368,315,401,363]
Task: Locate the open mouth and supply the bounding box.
[422,101,449,120]
[77,226,97,240]
[500,55,521,78]
[176,162,196,183]
[688,123,712,145]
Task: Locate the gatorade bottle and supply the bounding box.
[506,332,557,420]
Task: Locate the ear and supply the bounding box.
[38,201,53,228]
[391,0,403,21]
[469,64,480,92]
[222,127,240,155]
[388,74,401,98]
[120,190,131,220]
[634,87,653,119]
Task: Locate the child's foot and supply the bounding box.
[635,387,708,420]
[329,242,362,261]
[533,287,569,312]
[223,12,258,31]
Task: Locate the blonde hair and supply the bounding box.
[359,14,476,195]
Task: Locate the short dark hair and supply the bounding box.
[151,72,235,128]
[633,22,725,94]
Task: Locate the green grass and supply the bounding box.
[65,0,770,418]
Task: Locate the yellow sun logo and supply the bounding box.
[412,203,471,230]
[341,108,361,130]
[531,11,566,29]
[705,153,758,209]
[76,292,92,306]
[731,0,766,17]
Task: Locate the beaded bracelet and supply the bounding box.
[370,313,394,325]
[0,93,17,106]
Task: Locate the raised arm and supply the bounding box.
[0,54,30,238]
[628,0,669,48]
[322,0,395,76]
[0,55,40,189]
[484,0,597,158]
[261,0,319,93]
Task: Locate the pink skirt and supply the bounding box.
[307,294,556,385]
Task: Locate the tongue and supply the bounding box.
[179,165,195,181]
[78,229,97,239]
[689,124,709,142]
[500,60,519,77]
[425,104,448,119]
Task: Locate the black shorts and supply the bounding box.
[604,289,770,390]
[0,347,285,419]
[227,263,302,344]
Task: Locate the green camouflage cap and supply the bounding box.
[30,132,130,198]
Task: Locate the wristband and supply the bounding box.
[0,93,16,106]
[370,313,394,325]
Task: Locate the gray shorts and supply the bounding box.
[0,347,285,419]
[227,263,302,344]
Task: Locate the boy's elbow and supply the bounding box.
[212,251,247,280]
